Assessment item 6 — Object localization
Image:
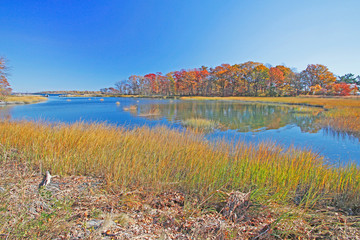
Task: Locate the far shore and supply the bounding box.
[58,94,360,108]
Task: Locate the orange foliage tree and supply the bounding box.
[0,57,11,100]
[300,64,337,95]
[112,62,356,97]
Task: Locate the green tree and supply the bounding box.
[338,73,357,84]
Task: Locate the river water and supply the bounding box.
[1,96,359,165]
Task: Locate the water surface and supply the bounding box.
[1,96,359,165]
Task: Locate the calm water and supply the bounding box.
[1,96,359,165]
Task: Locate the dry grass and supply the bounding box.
[123,105,137,112]
[180,96,360,108]
[1,121,360,238]
[4,95,48,104]
[181,118,219,132]
[2,154,358,239]
[138,107,160,118]
[0,120,359,213]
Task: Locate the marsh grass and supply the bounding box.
[138,107,160,118]
[123,105,137,112]
[4,95,48,104]
[181,118,219,132]
[0,120,359,212]
[180,96,360,108]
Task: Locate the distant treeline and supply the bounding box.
[101,62,360,97]
[40,90,101,95]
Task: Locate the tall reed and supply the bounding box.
[0,120,359,210]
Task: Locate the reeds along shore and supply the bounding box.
[181,96,360,138]
[0,120,359,212]
[3,95,48,104]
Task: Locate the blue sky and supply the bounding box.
[1,0,359,92]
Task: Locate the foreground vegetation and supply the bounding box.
[0,120,359,210]
[0,120,360,238]
[2,154,359,239]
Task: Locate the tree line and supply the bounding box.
[102,62,360,97]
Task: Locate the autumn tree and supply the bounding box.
[236,61,262,96]
[115,80,131,94]
[250,64,269,96]
[275,66,301,96]
[300,64,336,94]
[109,61,356,97]
[173,70,188,95]
[332,83,354,96]
[165,72,176,96]
[0,57,11,100]
[268,67,284,96]
[210,64,234,96]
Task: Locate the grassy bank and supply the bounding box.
[1,120,360,238]
[181,96,360,137]
[0,120,359,211]
[2,95,48,104]
[180,96,360,108]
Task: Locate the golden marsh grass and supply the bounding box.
[0,120,359,210]
[4,95,48,104]
[181,118,219,132]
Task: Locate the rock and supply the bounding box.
[86,219,104,229]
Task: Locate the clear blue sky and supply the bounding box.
[1,0,359,92]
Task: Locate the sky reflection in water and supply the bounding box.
[1,96,359,165]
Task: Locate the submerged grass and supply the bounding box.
[123,105,137,112]
[0,120,359,212]
[181,118,219,132]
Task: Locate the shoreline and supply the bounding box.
[181,97,328,109]
[0,96,48,105]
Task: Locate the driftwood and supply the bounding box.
[222,191,250,222]
[38,171,54,188]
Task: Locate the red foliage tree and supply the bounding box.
[332,83,354,96]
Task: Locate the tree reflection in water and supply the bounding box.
[133,101,324,133]
[0,106,13,121]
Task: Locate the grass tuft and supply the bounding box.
[181,118,219,132]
